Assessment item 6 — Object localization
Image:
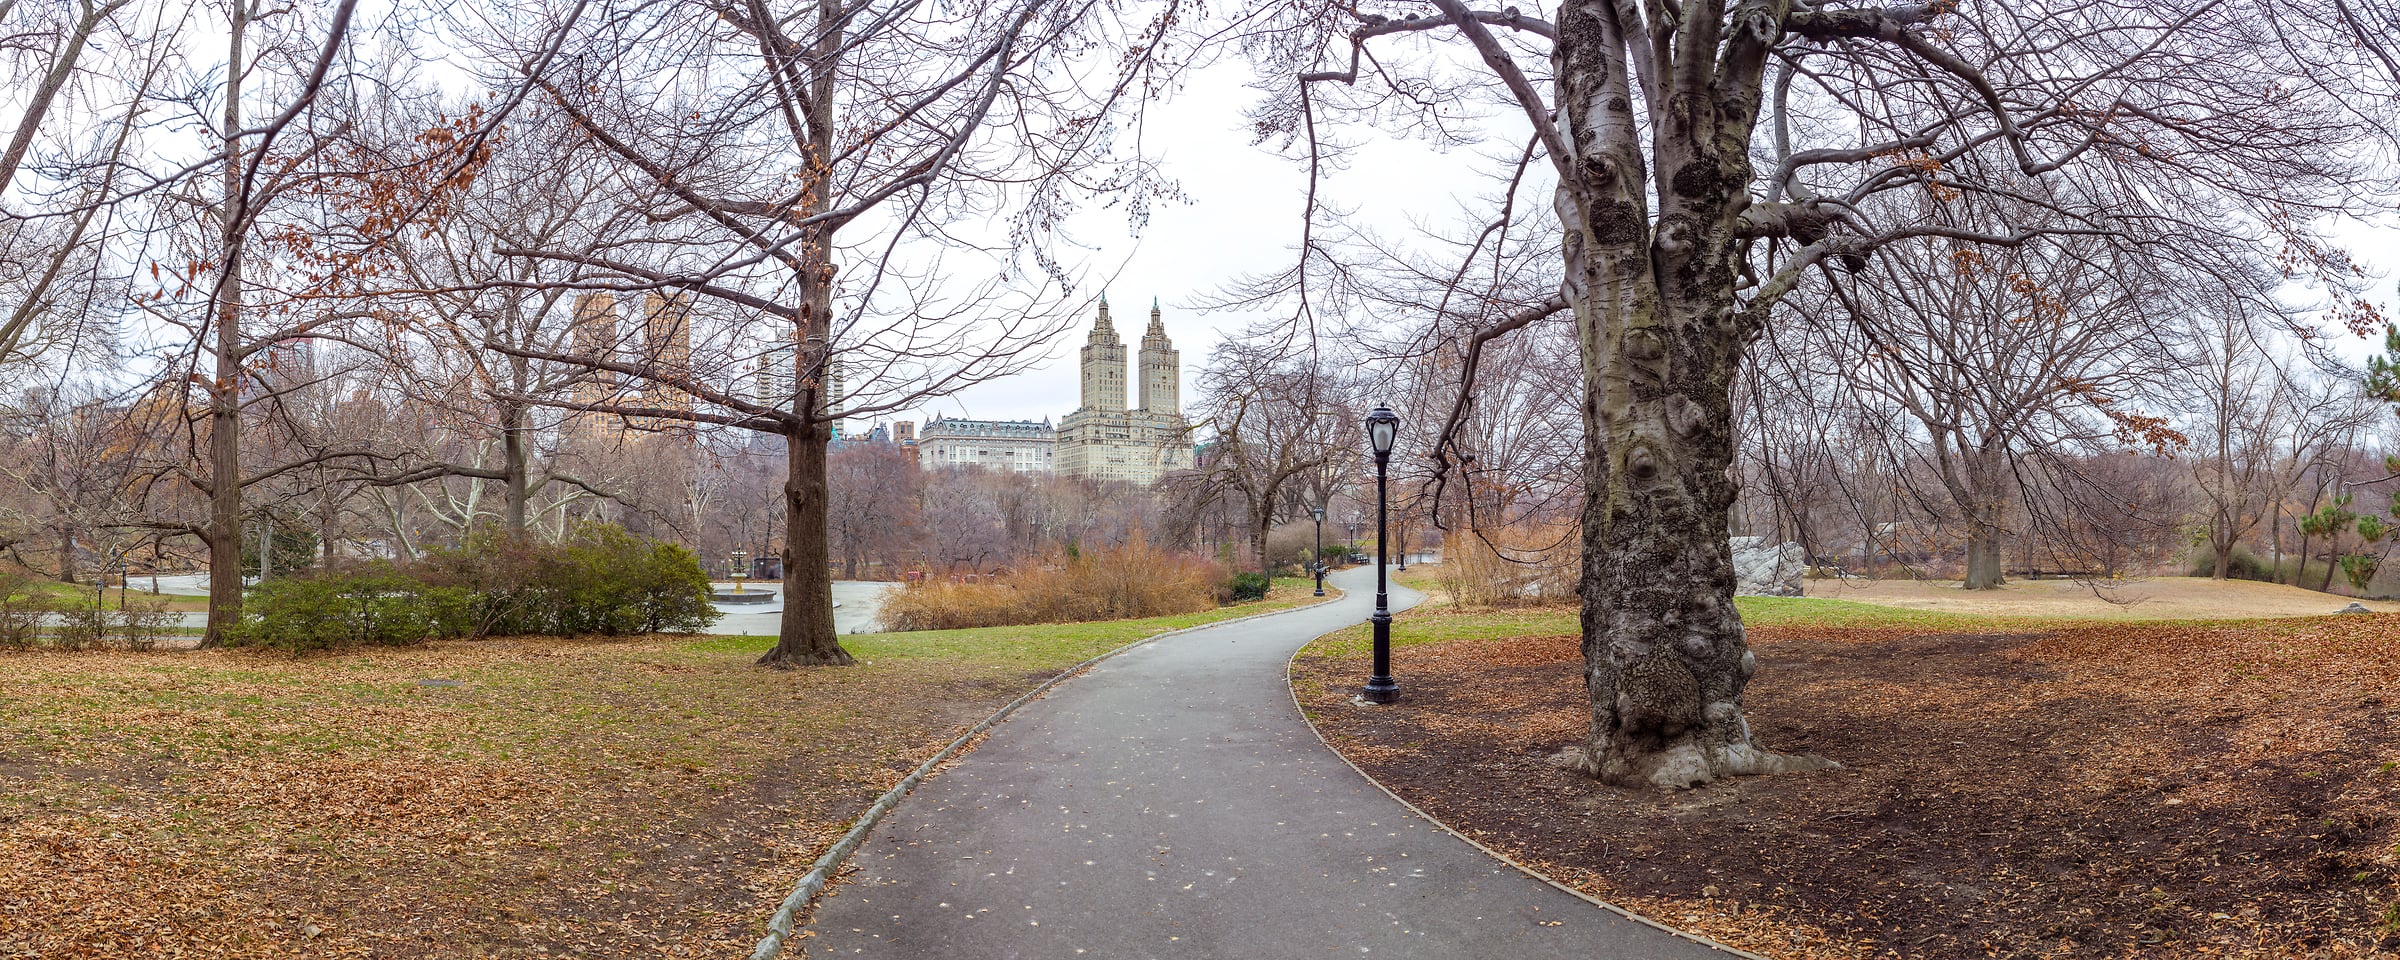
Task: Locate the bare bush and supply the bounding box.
[880,536,1222,631]
[1439,523,1579,608]
[0,570,44,649]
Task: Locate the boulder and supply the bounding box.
[1731,536,1806,597]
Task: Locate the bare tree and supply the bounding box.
[1801,226,2191,588]
[1176,338,1356,577]
[128,0,373,644]
[2187,303,2299,580]
[1236,0,2400,787]
[825,440,922,579]
[360,100,640,535]
[478,0,1176,667]
[0,0,155,372]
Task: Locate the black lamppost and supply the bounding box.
[1310,505,1326,596]
[1362,404,1401,704]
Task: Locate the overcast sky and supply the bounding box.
[904,63,1490,427]
[898,59,2400,431]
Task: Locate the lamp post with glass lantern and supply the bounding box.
[1310,505,1326,596]
[1362,404,1401,704]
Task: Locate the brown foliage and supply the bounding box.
[879,533,1221,630]
[1437,521,1579,606]
[1297,614,2400,959]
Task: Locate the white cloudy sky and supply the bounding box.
[900,59,2400,430]
[903,63,1493,426]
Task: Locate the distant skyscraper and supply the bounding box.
[755,339,797,412]
[1139,297,1178,416]
[260,338,313,384]
[643,292,693,422]
[825,355,848,439]
[755,336,846,438]
[571,293,617,408]
[568,293,621,447]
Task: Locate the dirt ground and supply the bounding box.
[1805,575,2396,619]
[1294,615,2400,959]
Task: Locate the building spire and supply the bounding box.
[1089,292,1119,345]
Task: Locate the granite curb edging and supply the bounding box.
[747,586,1348,960]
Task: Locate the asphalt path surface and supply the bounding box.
[807,564,1736,959]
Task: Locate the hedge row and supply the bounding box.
[227,523,718,653]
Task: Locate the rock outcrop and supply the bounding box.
[1731,537,1806,597]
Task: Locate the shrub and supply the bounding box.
[415,530,554,637]
[881,535,1221,631]
[298,523,717,647]
[558,524,717,635]
[2184,546,2285,583]
[1264,524,1320,577]
[119,598,180,652]
[227,565,460,653]
[50,596,108,651]
[0,570,46,650]
[1223,571,1270,602]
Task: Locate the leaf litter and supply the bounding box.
[1294,612,2400,959]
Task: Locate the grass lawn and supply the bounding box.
[9,577,212,612]
[0,579,1323,958]
[1295,590,2400,959]
[1310,591,2053,660]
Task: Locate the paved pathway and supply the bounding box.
[808,564,1735,959]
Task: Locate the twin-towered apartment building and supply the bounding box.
[561,290,1191,486]
[909,296,1193,486]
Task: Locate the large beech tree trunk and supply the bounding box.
[1957,448,2008,590]
[1551,0,1825,790]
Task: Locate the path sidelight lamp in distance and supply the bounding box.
[1310,505,1327,596]
[1362,404,1401,704]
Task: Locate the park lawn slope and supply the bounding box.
[1293,598,2400,960]
[0,579,1322,958]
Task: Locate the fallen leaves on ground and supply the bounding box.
[1295,612,2400,960]
[0,635,1042,958]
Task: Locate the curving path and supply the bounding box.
[807,565,1738,959]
